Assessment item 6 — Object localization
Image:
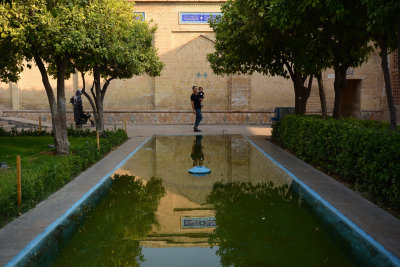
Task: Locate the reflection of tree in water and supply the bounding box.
[207,182,353,267]
[54,175,166,267]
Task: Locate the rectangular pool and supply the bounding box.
[9,135,399,266]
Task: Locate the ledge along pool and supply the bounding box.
[8,135,400,266]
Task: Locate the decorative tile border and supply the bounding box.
[2,110,383,125]
[179,12,222,24]
[181,217,216,229]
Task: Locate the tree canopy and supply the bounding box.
[0,2,29,83]
[208,0,376,118]
[0,0,163,151]
[207,0,329,114]
[362,0,400,130]
[73,0,164,131]
[0,0,94,154]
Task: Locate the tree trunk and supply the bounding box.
[285,63,310,115]
[397,13,400,86]
[293,74,313,115]
[294,84,306,115]
[333,68,347,119]
[96,100,105,132]
[317,73,327,118]
[54,59,69,154]
[92,67,106,133]
[34,56,69,155]
[82,69,113,133]
[81,72,99,128]
[380,44,397,130]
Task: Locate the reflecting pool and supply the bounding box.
[53,135,355,266]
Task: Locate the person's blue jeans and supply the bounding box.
[195,109,202,128]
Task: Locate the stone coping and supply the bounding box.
[0,125,398,266]
[0,125,269,266]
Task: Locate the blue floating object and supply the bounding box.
[188,166,211,176]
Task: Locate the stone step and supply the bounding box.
[0,117,52,129]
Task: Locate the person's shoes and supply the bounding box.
[194,128,202,132]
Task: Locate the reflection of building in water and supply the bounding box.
[119,135,292,247]
[114,169,215,248]
[141,188,216,248]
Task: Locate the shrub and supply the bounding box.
[0,126,52,137]
[272,115,400,212]
[0,129,128,227]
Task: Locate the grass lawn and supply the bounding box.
[0,136,93,166]
[0,134,118,227]
[0,129,127,227]
[0,136,95,201]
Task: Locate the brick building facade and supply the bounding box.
[0,0,398,125]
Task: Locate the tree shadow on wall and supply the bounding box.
[53,174,166,267]
[206,181,353,267]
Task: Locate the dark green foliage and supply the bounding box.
[272,115,400,212]
[207,181,353,266]
[0,127,52,137]
[0,129,128,227]
[0,0,11,5]
[53,175,165,266]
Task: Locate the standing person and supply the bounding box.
[71,90,83,127]
[191,86,202,132]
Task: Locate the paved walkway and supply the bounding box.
[0,125,399,266]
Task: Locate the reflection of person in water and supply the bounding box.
[191,135,204,167]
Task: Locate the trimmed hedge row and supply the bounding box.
[272,115,400,212]
[0,129,128,227]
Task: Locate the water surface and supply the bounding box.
[54,135,354,266]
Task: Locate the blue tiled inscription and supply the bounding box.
[181,217,216,228]
[133,12,145,21]
[179,12,222,24]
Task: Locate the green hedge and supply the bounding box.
[0,129,128,227]
[272,115,400,212]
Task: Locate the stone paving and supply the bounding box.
[0,124,399,266]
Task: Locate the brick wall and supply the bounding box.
[0,0,387,124]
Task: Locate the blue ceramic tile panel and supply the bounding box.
[179,12,222,24]
[181,217,216,229]
[133,12,145,21]
[196,72,202,78]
